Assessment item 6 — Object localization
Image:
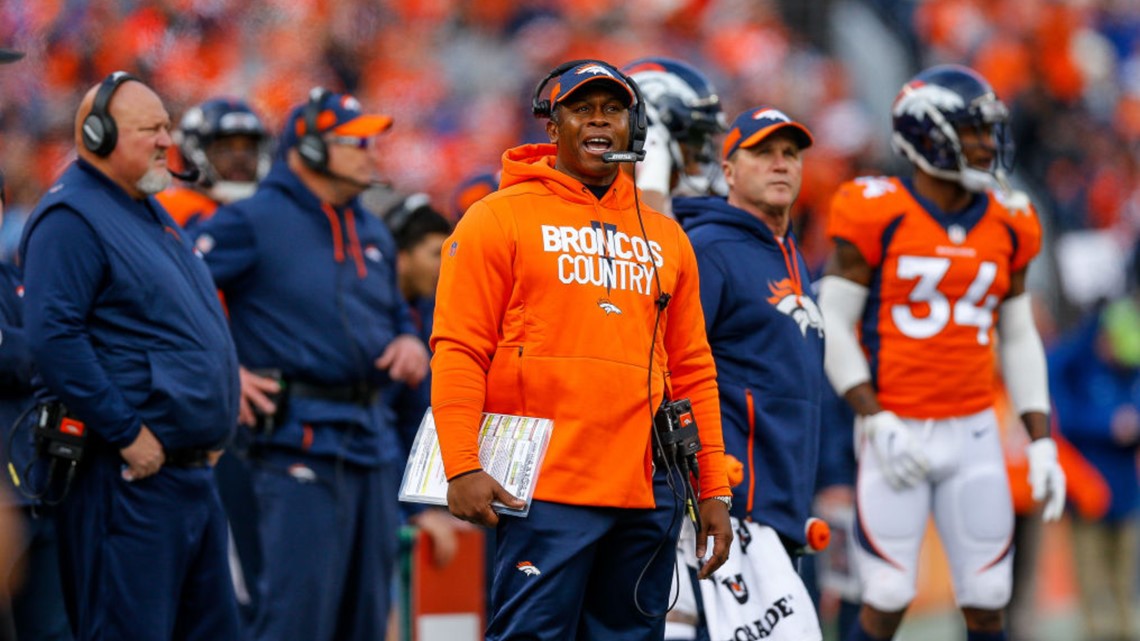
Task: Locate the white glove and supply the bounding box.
[858,410,929,490]
[1026,437,1066,522]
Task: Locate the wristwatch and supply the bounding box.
[709,495,732,510]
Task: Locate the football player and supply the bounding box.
[623,57,727,218]
[158,97,271,228]
[817,65,1066,641]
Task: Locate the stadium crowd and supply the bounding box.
[0,0,1138,306]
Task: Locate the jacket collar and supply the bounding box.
[499,144,640,210]
[260,161,358,215]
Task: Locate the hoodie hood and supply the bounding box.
[674,195,781,248]
[498,143,640,210]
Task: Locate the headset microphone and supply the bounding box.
[327,171,387,191]
[602,150,643,164]
[168,165,201,183]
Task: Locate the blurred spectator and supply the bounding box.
[1049,289,1140,641]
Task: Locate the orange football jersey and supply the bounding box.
[827,176,1041,419]
[155,187,219,228]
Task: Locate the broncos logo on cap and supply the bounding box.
[767,279,824,338]
[751,108,792,123]
[339,95,362,112]
[576,64,616,78]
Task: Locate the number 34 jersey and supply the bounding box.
[827,176,1041,419]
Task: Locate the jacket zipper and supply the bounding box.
[517,346,526,414]
[746,387,756,516]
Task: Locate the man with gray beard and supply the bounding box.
[17,71,243,640]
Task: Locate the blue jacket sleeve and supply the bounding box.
[22,208,143,447]
[193,203,259,288]
[692,243,728,336]
[0,268,33,390]
[0,324,34,391]
[816,383,857,489]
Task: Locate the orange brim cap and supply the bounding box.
[723,107,813,159]
[551,61,635,107]
[333,114,394,137]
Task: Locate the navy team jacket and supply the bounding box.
[676,195,824,547]
[0,262,36,502]
[19,159,239,451]
[193,162,416,466]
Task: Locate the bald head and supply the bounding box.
[74,78,173,199]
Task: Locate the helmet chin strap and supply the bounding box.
[892,132,1003,194]
[209,181,258,204]
[957,166,999,193]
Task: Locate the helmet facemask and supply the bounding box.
[891,67,1015,193]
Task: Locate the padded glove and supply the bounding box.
[1027,437,1066,522]
[859,410,929,490]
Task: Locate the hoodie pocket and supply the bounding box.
[485,344,525,415]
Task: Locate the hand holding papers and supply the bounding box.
[399,409,553,518]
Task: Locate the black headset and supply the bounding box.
[82,71,142,157]
[531,59,647,162]
[296,87,334,173]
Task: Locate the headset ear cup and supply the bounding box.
[83,71,136,157]
[625,73,648,158]
[84,112,117,157]
[532,99,551,118]
[297,134,327,173]
[296,86,332,173]
[630,104,648,156]
[97,115,118,157]
[81,114,105,154]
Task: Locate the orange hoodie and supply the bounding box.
[431,144,729,508]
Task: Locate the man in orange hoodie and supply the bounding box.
[430,59,733,640]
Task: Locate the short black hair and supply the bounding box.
[386,199,453,251]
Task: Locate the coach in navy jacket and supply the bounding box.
[192,89,428,641]
[20,75,241,640]
[675,108,825,553]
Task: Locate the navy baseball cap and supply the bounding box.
[0,49,24,64]
[281,90,393,149]
[550,61,636,107]
[722,107,813,160]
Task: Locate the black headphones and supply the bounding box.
[296,87,334,173]
[531,59,647,162]
[82,71,142,157]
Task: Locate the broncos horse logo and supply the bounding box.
[576,64,617,79]
[598,298,623,315]
[516,561,542,576]
[892,82,965,119]
[767,279,824,338]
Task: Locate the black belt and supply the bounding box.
[287,380,379,407]
[164,448,211,469]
